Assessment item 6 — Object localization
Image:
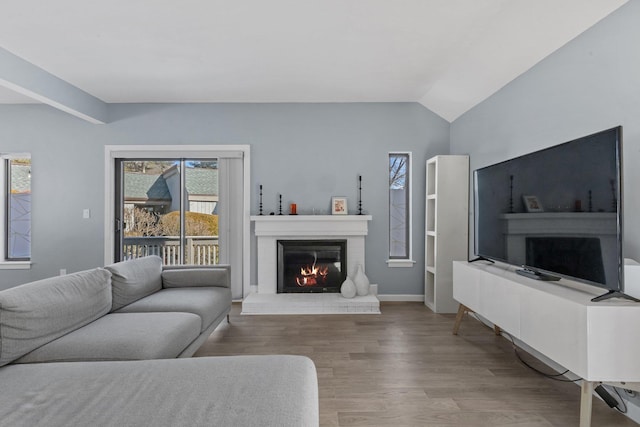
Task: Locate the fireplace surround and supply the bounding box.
[245,215,379,314]
[250,215,372,295]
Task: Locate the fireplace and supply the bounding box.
[526,237,605,283]
[246,215,378,314]
[277,240,347,293]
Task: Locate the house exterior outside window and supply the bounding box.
[1,154,31,268]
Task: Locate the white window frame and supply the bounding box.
[0,153,31,269]
[387,151,415,268]
[104,145,251,296]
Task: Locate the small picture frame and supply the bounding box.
[331,197,348,215]
[522,195,543,212]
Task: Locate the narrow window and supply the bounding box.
[389,152,411,262]
[4,155,31,261]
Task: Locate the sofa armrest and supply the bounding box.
[161,264,230,288]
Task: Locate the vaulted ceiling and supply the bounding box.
[0,0,628,123]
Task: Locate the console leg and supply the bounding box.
[580,381,594,427]
[452,304,467,335]
[453,303,502,336]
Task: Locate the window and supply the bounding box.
[1,153,31,267]
[106,145,250,299]
[388,152,414,267]
[116,159,220,266]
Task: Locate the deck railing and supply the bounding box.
[123,236,219,265]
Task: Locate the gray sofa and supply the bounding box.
[0,256,319,426]
[1,255,232,364]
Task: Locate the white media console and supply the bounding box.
[453,261,640,427]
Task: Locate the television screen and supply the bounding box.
[474,127,623,295]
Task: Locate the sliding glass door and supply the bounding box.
[115,158,219,265]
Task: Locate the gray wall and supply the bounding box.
[450,0,640,263]
[0,102,449,294]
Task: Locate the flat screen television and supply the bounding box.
[473,126,636,302]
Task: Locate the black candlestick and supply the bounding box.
[259,184,263,215]
[588,190,593,212]
[357,175,363,215]
[509,175,514,213]
[278,194,283,215]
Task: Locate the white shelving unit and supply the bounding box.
[424,155,469,313]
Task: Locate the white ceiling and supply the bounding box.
[0,0,628,122]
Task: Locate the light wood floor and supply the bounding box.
[194,302,638,426]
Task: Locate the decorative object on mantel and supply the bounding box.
[357,174,363,215]
[509,175,514,213]
[588,190,593,212]
[259,184,264,215]
[522,195,543,213]
[610,179,617,212]
[340,276,356,298]
[353,264,370,296]
[278,194,283,215]
[331,196,347,215]
[290,203,297,215]
[574,199,582,212]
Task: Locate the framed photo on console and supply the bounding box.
[331,197,347,215]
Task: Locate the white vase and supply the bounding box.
[353,264,370,296]
[340,277,356,298]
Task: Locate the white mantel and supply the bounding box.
[252,214,372,237]
[501,212,616,236]
[245,215,379,314]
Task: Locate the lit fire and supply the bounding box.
[295,264,329,287]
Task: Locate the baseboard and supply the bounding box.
[377,294,424,302]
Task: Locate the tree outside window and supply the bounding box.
[389,153,410,259]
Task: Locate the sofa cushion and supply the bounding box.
[0,268,112,367]
[0,355,319,427]
[14,312,201,363]
[116,287,231,332]
[162,266,230,288]
[106,256,163,311]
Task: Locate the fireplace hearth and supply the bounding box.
[277,240,346,293]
